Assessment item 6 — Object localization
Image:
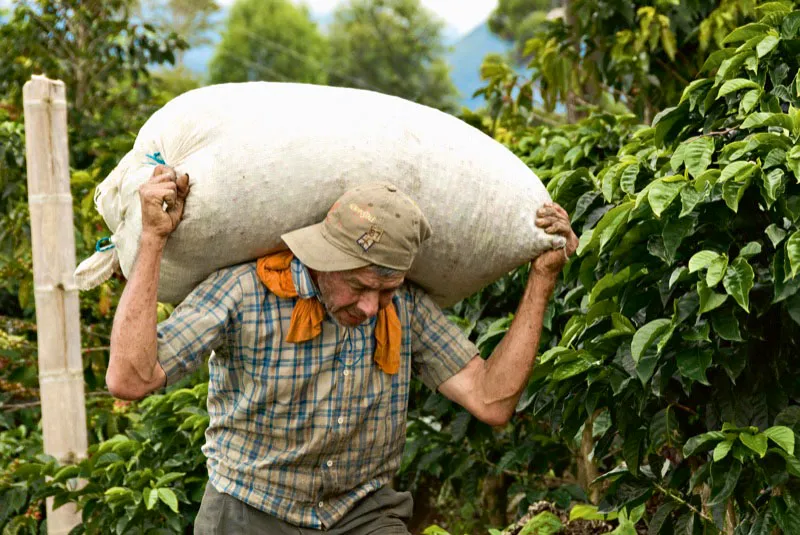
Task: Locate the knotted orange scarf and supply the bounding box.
[256,251,401,374]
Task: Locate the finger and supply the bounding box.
[546,221,571,236]
[536,216,558,228]
[162,189,177,209]
[537,205,559,217]
[175,172,190,198]
[149,172,177,185]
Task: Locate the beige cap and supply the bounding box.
[282,182,432,272]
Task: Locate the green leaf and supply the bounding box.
[741,112,794,130]
[680,182,706,216]
[684,431,726,456]
[713,440,734,461]
[698,279,728,313]
[620,164,640,194]
[631,319,672,363]
[719,161,758,183]
[683,137,715,178]
[422,527,452,535]
[708,461,742,506]
[756,35,780,57]
[762,168,786,206]
[717,78,760,98]
[722,173,753,212]
[157,488,179,513]
[738,241,762,259]
[711,307,743,341]
[766,224,787,247]
[648,178,686,217]
[518,511,563,535]
[594,201,634,252]
[144,488,158,510]
[787,231,800,278]
[740,89,761,114]
[740,432,768,457]
[764,426,795,454]
[539,346,573,365]
[624,430,645,475]
[676,348,712,385]
[590,265,648,305]
[783,11,800,38]
[689,250,720,272]
[648,502,677,535]
[670,141,688,172]
[552,356,595,381]
[570,504,610,521]
[706,254,729,287]
[663,216,696,263]
[723,257,755,312]
[723,23,770,44]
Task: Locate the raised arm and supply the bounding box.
[106,165,189,400]
[438,203,579,425]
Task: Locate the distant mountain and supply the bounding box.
[447,22,513,110]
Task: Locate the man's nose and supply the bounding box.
[356,292,380,318]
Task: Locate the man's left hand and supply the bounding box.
[532,202,579,279]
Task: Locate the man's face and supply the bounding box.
[314,267,405,327]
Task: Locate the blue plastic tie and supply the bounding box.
[146,152,166,166]
[95,237,115,252]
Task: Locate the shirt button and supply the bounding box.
[326,460,333,467]
[318,501,324,508]
[343,370,349,376]
[337,417,344,424]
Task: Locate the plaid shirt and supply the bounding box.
[157,259,477,529]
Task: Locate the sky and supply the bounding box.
[218,0,500,36]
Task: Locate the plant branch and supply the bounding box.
[654,483,714,523]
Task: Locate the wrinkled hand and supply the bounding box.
[138,165,190,241]
[532,202,579,279]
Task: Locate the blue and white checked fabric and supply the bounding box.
[157,259,477,528]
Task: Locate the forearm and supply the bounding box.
[478,271,557,420]
[107,233,167,399]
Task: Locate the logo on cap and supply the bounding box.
[357,225,384,252]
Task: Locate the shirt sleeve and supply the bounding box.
[157,268,242,386]
[409,287,479,391]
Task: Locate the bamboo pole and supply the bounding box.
[23,75,88,535]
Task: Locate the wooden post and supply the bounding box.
[23,75,88,535]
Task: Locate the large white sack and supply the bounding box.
[75,82,564,307]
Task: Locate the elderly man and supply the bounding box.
[106,165,578,534]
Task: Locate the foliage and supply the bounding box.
[481,0,761,124]
[413,3,800,533]
[487,0,556,61]
[0,380,208,534]
[0,0,185,313]
[327,0,459,112]
[140,0,220,66]
[208,0,328,85]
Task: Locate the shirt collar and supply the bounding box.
[291,257,320,300]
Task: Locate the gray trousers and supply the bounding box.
[194,481,413,534]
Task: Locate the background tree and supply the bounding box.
[482,0,757,123]
[141,0,221,66]
[327,0,458,112]
[488,0,555,61]
[208,0,328,84]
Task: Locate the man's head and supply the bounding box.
[281,182,431,326]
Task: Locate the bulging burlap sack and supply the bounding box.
[75,82,563,307]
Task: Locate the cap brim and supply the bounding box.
[281,223,370,272]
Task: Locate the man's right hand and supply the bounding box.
[139,164,190,240]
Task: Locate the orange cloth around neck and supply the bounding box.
[256,251,400,374]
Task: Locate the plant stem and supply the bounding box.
[654,483,713,523]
